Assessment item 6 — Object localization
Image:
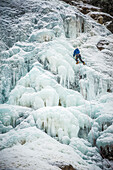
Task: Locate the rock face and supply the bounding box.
[100,145,113,160]
[88,11,113,33]
[62,0,113,33]
[89,0,113,16]
[60,164,76,170]
[63,0,113,16]
[97,40,109,51]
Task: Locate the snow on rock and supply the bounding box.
[33,106,79,141]
[69,137,102,168]
[96,127,113,149]
[0,127,98,170]
[96,124,113,160]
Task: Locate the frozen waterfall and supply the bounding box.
[0,0,113,169]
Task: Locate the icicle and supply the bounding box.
[13,68,16,86]
[67,76,70,89]
[58,65,67,87]
[51,121,56,137]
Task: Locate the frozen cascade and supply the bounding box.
[0,0,113,169]
[0,0,112,103]
[63,15,86,38]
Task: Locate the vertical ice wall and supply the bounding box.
[0,1,113,169]
[0,0,112,104]
[63,15,86,38]
[0,1,90,104]
[0,47,32,103]
[78,66,111,100]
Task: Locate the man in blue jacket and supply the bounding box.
[73,48,85,65]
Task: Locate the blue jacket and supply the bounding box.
[73,48,80,57]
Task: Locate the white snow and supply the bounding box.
[0,0,113,169]
[0,127,99,170]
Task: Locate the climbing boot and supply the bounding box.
[83,62,85,65]
[76,61,79,64]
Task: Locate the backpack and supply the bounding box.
[75,48,80,54]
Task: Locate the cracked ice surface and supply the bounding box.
[0,0,113,169]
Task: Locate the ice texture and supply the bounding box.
[33,106,79,140]
[0,0,113,169]
[0,126,101,170]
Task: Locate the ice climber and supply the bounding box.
[73,48,85,65]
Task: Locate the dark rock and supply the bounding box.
[97,16,103,24]
[97,40,109,51]
[100,145,113,161]
[61,0,113,33]
[89,0,113,16]
[60,164,76,170]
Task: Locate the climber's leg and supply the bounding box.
[76,55,79,64]
[79,54,85,65]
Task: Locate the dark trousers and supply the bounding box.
[75,54,84,63]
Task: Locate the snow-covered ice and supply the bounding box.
[0,0,113,169]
